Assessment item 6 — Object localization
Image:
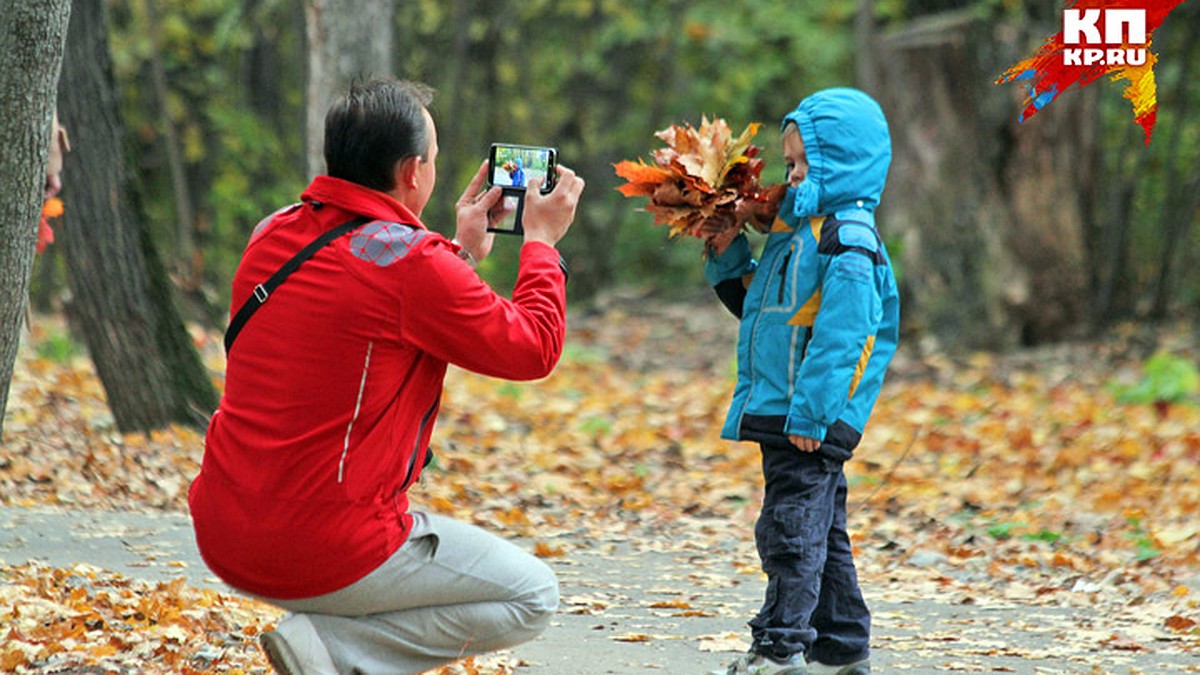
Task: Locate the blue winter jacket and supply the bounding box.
[704,88,900,459]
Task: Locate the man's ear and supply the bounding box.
[395,156,421,190]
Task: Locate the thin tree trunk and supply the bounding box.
[0,0,72,439]
[1075,87,1105,329]
[56,0,217,433]
[142,0,196,277]
[431,0,475,232]
[1149,13,1200,318]
[855,0,879,94]
[304,0,395,180]
[1094,119,1147,323]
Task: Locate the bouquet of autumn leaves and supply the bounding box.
[614,117,785,241]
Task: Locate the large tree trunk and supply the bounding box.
[304,0,395,180]
[870,10,1088,349]
[0,0,72,439]
[56,0,218,433]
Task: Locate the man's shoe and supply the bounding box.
[808,658,870,675]
[712,651,809,674]
[259,614,338,675]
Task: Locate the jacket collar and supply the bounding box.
[301,176,426,229]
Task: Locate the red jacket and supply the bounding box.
[189,176,567,599]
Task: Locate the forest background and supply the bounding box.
[19,0,1200,351]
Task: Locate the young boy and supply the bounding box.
[704,88,900,675]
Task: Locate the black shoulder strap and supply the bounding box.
[224,215,372,355]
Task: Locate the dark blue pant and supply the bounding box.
[749,443,871,664]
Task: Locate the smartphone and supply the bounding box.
[486,144,557,234]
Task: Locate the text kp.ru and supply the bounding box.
[1061,8,1147,67]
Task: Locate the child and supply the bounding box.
[705,88,900,675]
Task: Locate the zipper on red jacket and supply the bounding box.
[399,398,439,491]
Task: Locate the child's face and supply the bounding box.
[782,127,808,188]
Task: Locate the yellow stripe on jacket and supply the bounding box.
[848,334,876,399]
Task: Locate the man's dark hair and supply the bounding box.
[324,78,435,192]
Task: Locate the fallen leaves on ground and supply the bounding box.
[0,561,271,673]
[3,301,1200,671]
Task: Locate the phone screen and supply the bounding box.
[488,144,556,192]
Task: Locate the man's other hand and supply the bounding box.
[522,165,584,248]
[454,161,503,262]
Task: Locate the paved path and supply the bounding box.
[2,505,1197,674]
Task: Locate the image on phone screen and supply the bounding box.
[488,144,556,192]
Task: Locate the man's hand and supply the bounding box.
[454,161,507,262]
[522,165,584,248]
[790,435,821,453]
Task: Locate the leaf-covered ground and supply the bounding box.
[3,300,1199,672]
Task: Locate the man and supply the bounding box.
[189,78,585,675]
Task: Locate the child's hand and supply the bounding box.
[704,224,741,257]
[736,183,786,232]
[790,435,820,453]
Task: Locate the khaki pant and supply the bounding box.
[263,512,559,674]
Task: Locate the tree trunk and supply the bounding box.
[854,0,880,95]
[0,0,72,439]
[56,0,218,433]
[1149,9,1200,318]
[142,0,196,276]
[871,10,1088,349]
[304,0,395,180]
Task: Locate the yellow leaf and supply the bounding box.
[533,542,565,558]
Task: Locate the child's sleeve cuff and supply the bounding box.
[704,234,753,285]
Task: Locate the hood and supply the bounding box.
[780,87,892,220]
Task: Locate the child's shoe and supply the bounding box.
[807,658,870,675]
[713,650,809,674]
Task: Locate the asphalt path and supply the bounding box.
[2,505,1197,674]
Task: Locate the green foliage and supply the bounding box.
[1109,351,1200,405]
[495,382,524,400]
[104,0,1200,328]
[109,0,305,312]
[985,520,1022,540]
[579,415,613,436]
[117,0,868,309]
[34,331,81,364]
[562,342,604,365]
[103,0,863,317]
[1022,529,1063,544]
[1123,513,1161,562]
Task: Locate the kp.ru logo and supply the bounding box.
[1061,8,1146,66]
[996,0,1188,145]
